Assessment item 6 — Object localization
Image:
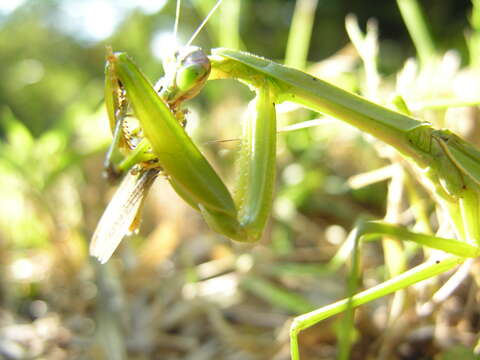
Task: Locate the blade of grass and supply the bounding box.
[285,0,319,69]
[397,0,436,66]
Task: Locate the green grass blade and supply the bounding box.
[285,0,318,69]
[396,0,436,66]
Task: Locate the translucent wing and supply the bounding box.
[90,168,160,263]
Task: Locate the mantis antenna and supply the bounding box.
[186,0,223,46]
[173,0,181,40]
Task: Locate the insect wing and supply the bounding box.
[90,169,159,263]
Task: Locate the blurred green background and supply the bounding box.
[1,0,479,359]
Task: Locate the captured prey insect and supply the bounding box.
[90,1,480,359]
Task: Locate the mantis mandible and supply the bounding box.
[90,1,480,358]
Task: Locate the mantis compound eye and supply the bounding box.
[159,46,211,106]
[176,47,210,93]
[176,61,209,93]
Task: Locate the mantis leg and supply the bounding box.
[289,220,479,360]
[209,49,480,230]
[210,48,426,163]
[199,81,277,241]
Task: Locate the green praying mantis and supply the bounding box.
[90,1,480,358]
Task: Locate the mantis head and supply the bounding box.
[158,46,211,107]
